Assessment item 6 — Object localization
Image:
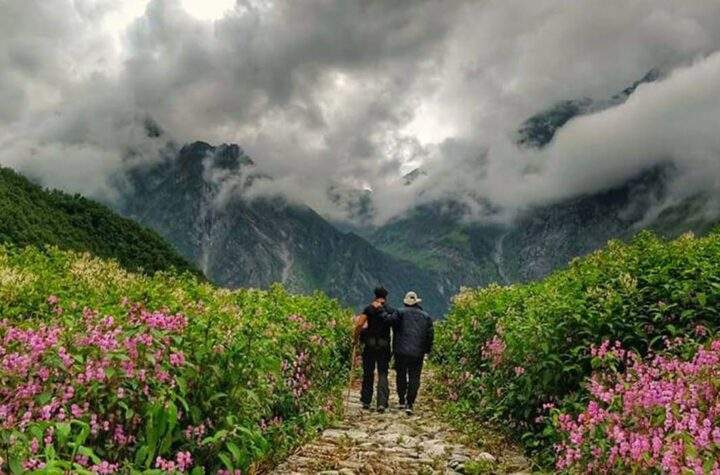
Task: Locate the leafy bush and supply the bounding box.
[432,229,720,464]
[0,167,199,277]
[553,339,720,473]
[0,245,351,473]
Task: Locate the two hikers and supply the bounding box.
[354,288,434,415]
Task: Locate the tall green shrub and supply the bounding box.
[433,229,720,462]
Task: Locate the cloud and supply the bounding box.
[1,0,720,225]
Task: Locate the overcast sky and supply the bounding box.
[1,0,719,224]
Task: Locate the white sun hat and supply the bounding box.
[403,291,422,306]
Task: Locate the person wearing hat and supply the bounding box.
[374,291,434,415]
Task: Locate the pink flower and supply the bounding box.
[44,427,54,445]
[169,351,185,367]
[23,458,45,470]
[58,346,73,366]
[155,456,176,472]
[176,451,193,471]
[70,404,84,418]
[482,335,505,368]
[91,461,119,474]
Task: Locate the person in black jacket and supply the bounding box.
[375,291,434,415]
[353,287,395,412]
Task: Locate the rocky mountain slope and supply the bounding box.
[368,69,717,297]
[117,142,447,315]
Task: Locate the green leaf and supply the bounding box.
[208,392,228,402]
[9,455,23,475]
[56,422,71,445]
[159,402,178,454]
[77,446,101,464]
[218,452,233,470]
[44,443,57,460]
[37,392,53,405]
[29,425,44,440]
[226,441,243,463]
[176,376,188,394]
[134,445,149,466]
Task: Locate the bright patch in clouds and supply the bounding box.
[103,0,236,34]
[404,102,457,146]
[180,0,236,20]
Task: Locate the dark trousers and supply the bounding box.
[395,353,424,407]
[361,346,391,408]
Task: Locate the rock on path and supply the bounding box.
[270,371,521,474]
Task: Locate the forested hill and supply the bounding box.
[0,167,200,276]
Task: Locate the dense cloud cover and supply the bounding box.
[1,0,719,224]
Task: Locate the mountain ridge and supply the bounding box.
[116,142,449,316]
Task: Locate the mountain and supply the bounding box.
[367,69,717,306]
[517,68,660,148]
[0,166,199,276]
[100,69,711,316]
[368,199,506,293]
[496,167,671,282]
[117,142,448,315]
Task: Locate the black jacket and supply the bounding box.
[381,305,434,358]
[360,304,395,348]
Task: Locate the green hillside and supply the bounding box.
[432,228,720,466]
[0,167,199,277]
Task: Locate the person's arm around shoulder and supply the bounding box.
[376,303,400,324]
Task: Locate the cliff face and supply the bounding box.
[118,141,447,316]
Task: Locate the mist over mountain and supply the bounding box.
[364,71,719,307]
[116,141,448,315]
[96,65,715,315]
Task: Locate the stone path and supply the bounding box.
[270,370,530,474]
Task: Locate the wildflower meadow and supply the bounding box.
[0,245,351,474]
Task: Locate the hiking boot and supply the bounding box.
[397,402,406,410]
[405,405,414,416]
[362,403,371,410]
[377,406,387,413]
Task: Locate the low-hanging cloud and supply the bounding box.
[1,0,720,226]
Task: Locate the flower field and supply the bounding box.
[432,229,720,470]
[0,245,352,473]
[554,339,720,472]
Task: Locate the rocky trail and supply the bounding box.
[271,370,531,475]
